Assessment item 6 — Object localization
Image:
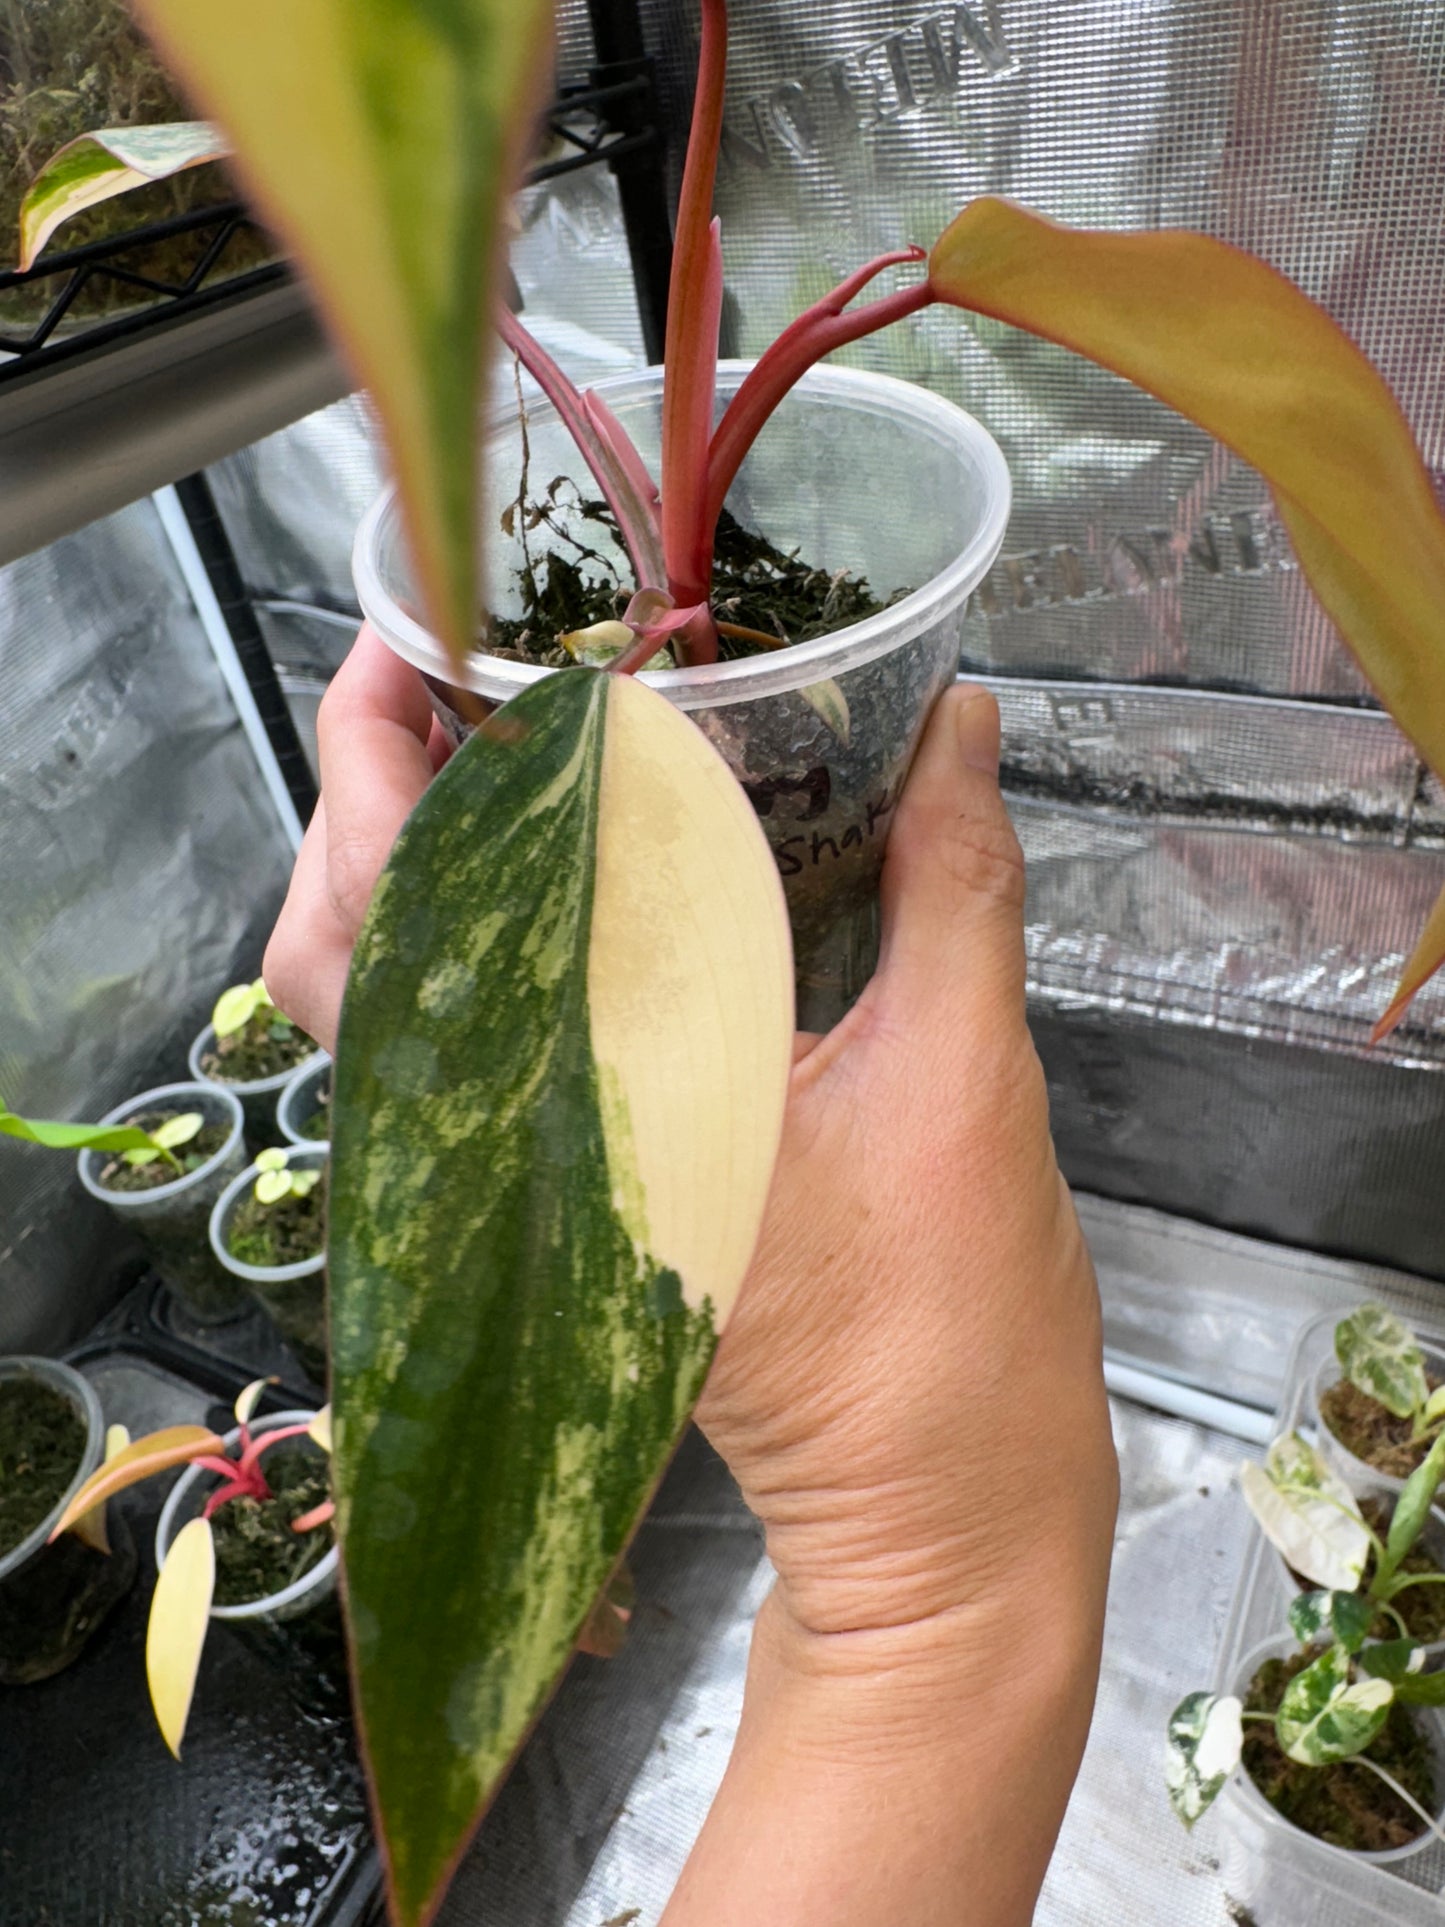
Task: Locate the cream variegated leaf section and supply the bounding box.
[148,1515,216,1759]
[1240,1433,1370,1592]
[588,674,793,1328]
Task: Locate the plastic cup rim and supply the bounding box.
[353,359,1012,709]
[0,1356,105,1580]
[209,1146,328,1285]
[154,1408,337,1620]
[75,1081,245,1208]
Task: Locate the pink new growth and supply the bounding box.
[498,0,945,669]
[198,1416,320,1521]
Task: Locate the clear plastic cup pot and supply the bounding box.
[0,1356,136,1684]
[1310,1344,1445,1515]
[276,1052,332,1150]
[156,1407,343,1700]
[76,1081,249,1324]
[355,361,1011,1031]
[188,1022,326,1151]
[209,1147,328,1387]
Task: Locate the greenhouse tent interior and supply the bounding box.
[1,1,1444,1923]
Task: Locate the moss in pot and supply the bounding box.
[1317,1304,1445,1483]
[211,1149,328,1385]
[0,1360,136,1685]
[1239,1647,1436,1852]
[196,978,319,1089]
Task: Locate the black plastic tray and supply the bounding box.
[0,1327,381,1927]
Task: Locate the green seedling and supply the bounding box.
[252,1147,321,1206]
[212,977,295,1045]
[0,1103,204,1174]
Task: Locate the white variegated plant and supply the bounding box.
[1167,1428,1445,1833]
[1334,1303,1445,1442]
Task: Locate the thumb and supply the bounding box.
[874,683,1028,1035]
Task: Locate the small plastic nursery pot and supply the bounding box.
[1309,1344,1445,1510]
[1225,1634,1445,1867]
[156,1407,343,1693]
[276,1052,332,1149]
[76,1081,249,1325]
[209,1148,328,1386]
[188,1022,326,1149]
[356,361,1012,1031]
[0,1357,136,1684]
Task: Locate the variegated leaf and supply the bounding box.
[18,122,227,269]
[800,678,852,746]
[1277,1643,1393,1766]
[1362,1643,1445,1706]
[51,1425,224,1538]
[1288,1589,1374,1656]
[1165,1692,1242,1827]
[1335,1304,1427,1420]
[331,668,793,1927]
[1240,1434,1370,1592]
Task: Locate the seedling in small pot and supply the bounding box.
[1320,1303,1445,1481]
[1242,1430,1445,1643]
[51,1380,333,1756]
[1168,1433,1445,1849]
[0,1102,209,1187]
[203,979,315,1086]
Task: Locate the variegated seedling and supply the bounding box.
[1334,1303,1445,1447]
[1166,1428,1445,1836]
[252,1146,322,1207]
[50,1381,334,1758]
[0,1102,204,1174]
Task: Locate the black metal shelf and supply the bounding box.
[0,27,674,565]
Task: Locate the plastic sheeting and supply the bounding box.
[0,499,294,1351]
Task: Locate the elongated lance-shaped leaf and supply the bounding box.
[330,668,793,1927]
[128,0,557,669]
[1381,1431,1445,1585]
[1335,1304,1428,1420]
[1277,1642,1394,1766]
[148,1515,216,1758]
[0,1107,155,1156]
[18,122,227,269]
[928,197,1445,1022]
[1374,883,1445,1044]
[1239,1434,1370,1592]
[1289,1589,1375,1656]
[50,1425,225,1538]
[1165,1692,1242,1828]
[71,1422,132,1556]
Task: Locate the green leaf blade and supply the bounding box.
[1277,1643,1393,1766]
[1383,1432,1445,1582]
[1288,1589,1374,1656]
[0,1108,156,1155]
[331,671,792,1926]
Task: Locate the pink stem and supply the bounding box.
[582,391,661,519]
[194,1454,246,1484]
[660,0,729,653]
[203,1479,253,1521]
[706,252,933,529]
[292,1499,336,1535]
[496,307,666,586]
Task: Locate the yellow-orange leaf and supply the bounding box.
[70,1422,132,1555]
[1373,881,1445,1044]
[930,197,1445,1021]
[51,1426,222,1539]
[148,1516,215,1758]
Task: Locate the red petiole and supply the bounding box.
[496,0,943,671]
[197,1420,323,1522]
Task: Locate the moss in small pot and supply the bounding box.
[1321,1304,1445,1480]
[1241,1650,1435,1852]
[202,979,317,1085]
[1321,1375,1443,1481]
[227,1155,325,1269]
[0,1373,136,1684]
[211,1447,332,1607]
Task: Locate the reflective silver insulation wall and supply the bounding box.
[0,501,295,1350]
[205,0,1445,1276]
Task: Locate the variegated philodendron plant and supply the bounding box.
[24,0,1445,1919]
[51,1382,334,1756]
[1334,1303,1445,1448]
[1166,1428,1445,1834]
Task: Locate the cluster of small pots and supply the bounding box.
[75,1016,332,1375]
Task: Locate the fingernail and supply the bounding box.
[954,686,1001,776]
